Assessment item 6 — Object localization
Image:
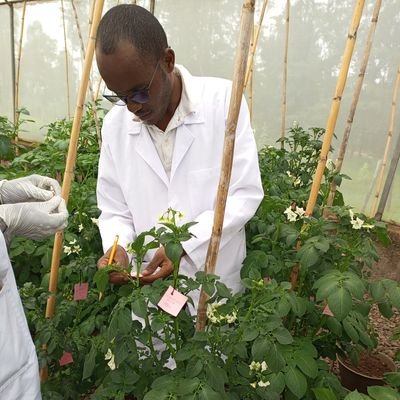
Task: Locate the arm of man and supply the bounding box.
[181,94,264,269]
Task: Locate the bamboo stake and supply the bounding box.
[9,4,16,124]
[70,0,102,145]
[14,0,27,148]
[305,0,366,216]
[327,0,383,208]
[45,0,105,320]
[248,19,255,122]
[243,0,268,91]
[281,0,290,149]
[61,0,71,119]
[361,158,381,213]
[196,0,255,332]
[375,126,400,221]
[370,64,400,217]
[150,0,155,15]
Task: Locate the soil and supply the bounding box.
[340,352,394,378]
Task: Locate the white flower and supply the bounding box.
[63,246,72,256]
[284,207,298,222]
[286,171,292,177]
[69,239,77,245]
[294,177,301,187]
[105,349,116,370]
[73,244,82,254]
[261,361,268,371]
[249,361,261,371]
[207,303,223,324]
[295,207,306,218]
[90,217,99,226]
[362,223,374,230]
[250,382,257,388]
[78,224,84,232]
[326,159,335,171]
[351,217,364,230]
[349,209,354,220]
[225,310,237,324]
[258,380,271,387]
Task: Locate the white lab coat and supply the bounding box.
[0,231,41,400]
[97,65,263,293]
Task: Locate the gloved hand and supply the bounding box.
[0,175,62,204]
[0,196,68,241]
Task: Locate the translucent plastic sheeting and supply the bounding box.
[0,0,399,221]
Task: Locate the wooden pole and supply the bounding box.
[45,0,105,320]
[361,158,381,213]
[305,0,366,216]
[70,0,102,145]
[196,0,255,332]
[281,0,290,149]
[9,4,16,124]
[248,18,255,122]
[327,0,383,208]
[370,64,400,217]
[243,0,268,91]
[150,0,155,15]
[375,126,400,221]
[61,0,71,119]
[14,0,27,145]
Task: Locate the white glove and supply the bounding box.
[0,175,62,204]
[0,196,68,241]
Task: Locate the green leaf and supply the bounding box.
[327,287,352,321]
[242,328,259,342]
[251,337,269,360]
[384,372,400,387]
[388,286,400,309]
[165,242,183,265]
[378,302,393,318]
[370,280,385,302]
[94,268,109,293]
[143,389,169,400]
[325,317,342,336]
[186,359,203,378]
[273,327,293,345]
[316,279,340,302]
[294,350,318,378]
[264,343,285,372]
[368,386,400,400]
[343,319,359,343]
[285,366,307,399]
[198,385,222,400]
[0,134,13,159]
[82,345,97,380]
[312,387,337,400]
[206,363,227,393]
[342,273,365,300]
[344,391,371,400]
[131,296,148,319]
[299,245,319,268]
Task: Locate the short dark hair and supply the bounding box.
[96,4,168,62]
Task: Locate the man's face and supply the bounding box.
[96,41,173,126]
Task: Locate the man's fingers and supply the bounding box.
[109,271,130,285]
[140,264,173,284]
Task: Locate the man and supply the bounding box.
[96,5,263,294]
[0,175,68,400]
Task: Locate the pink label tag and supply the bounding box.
[158,286,188,317]
[74,283,89,301]
[323,304,334,317]
[59,351,74,366]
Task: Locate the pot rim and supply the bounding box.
[337,352,396,380]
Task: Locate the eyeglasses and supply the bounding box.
[103,60,160,106]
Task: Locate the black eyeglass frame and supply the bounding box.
[103,60,161,106]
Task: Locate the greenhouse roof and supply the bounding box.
[0,0,49,6]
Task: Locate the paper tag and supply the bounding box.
[74,283,89,301]
[322,304,334,317]
[59,351,74,366]
[158,286,188,317]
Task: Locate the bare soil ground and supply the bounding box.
[370,222,400,366]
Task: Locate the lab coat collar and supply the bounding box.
[127,64,204,135]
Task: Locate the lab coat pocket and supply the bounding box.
[0,269,33,390]
[188,167,220,214]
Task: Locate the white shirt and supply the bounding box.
[141,67,196,179]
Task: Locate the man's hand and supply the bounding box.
[140,246,173,284]
[0,175,62,204]
[97,245,130,285]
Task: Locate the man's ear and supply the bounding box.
[163,47,175,73]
